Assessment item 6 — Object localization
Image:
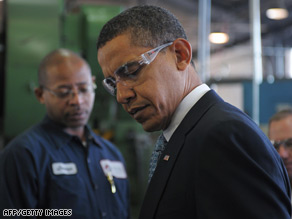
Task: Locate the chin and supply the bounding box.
[141,121,162,132]
[68,120,87,128]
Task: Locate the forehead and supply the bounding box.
[269,115,292,139]
[45,58,91,86]
[97,34,148,77]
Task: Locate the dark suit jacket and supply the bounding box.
[139,90,291,219]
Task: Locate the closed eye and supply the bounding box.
[127,65,144,79]
[116,61,144,79]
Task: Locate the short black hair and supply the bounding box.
[96,5,188,50]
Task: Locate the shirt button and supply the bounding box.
[102,212,107,218]
[94,184,98,190]
[87,158,91,163]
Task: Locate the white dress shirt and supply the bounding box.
[163,84,210,142]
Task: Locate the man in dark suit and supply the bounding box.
[96,5,291,218]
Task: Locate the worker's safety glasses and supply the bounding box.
[42,83,97,99]
[271,138,292,151]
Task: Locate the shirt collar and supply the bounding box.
[163,84,210,141]
[87,129,105,148]
[41,115,102,149]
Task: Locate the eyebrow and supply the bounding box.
[55,82,90,89]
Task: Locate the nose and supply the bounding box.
[278,145,289,159]
[68,88,84,105]
[116,82,135,104]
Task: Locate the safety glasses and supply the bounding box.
[271,138,292,151]
[102,42,173,96]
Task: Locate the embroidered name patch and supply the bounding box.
[100,160,127,179]
[52,162,78,175]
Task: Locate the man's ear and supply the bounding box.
[34,87,45,104]
[172,38,192,71]
[91,75,96,83]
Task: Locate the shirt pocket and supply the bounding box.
[46,174,89,210]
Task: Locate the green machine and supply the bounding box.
[4,1,153,217]
[4,0,60,140]
[4,1,124,139]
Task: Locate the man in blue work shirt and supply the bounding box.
[0,49,129,218]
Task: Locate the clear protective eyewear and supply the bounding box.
[102,42,173,96]
[271,138,292,151]
[42,83,97,99]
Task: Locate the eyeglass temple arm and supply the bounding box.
[140,42,173,65]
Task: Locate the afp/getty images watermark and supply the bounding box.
[3,209,72,217]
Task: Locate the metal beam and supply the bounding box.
[249,0,263,125]
[197,0,211,83]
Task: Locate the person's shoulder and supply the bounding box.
[203,95,252,123]
[1,122,49,156]
[188,96,260,138]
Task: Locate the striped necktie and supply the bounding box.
[148,133,167,183]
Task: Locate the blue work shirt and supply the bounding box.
[0,116,129,219]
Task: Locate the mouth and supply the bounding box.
[284,161,292,171]
[285,162,292,168]
[69,111,87,120]
[129,105,149,117]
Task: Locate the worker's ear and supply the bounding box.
[91,75,96,83]
[34,87,45,104]
[172,38,192,71]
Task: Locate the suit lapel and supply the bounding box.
[139,90,223,219]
